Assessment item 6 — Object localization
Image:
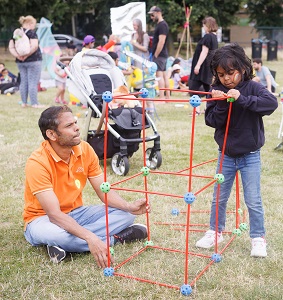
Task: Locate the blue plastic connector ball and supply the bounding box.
[184,192,196,204]
[141,166,150,176]
[144,240,154,247]
[140,88,149,98]
[103,267,114,277]
[214,173,225,184]
[233,228,242,236]
[239,223,248,231]
[102,91,113,103]
[109,247,114,256]
[171,208,180,216]
[189,95,201,107]
[211,253,222,263]
[100,182,111,193]
[180,284,192,296]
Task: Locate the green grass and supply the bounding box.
[1,48,283,299]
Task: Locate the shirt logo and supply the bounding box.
[75,179,81,189]
[76,167,84,173]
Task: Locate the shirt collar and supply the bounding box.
[42,140,82,162]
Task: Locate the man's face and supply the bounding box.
[53,112,81,147]
[252,62,261,71]
[150,13,158,22]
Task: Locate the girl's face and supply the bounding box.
[203,23,209,33]
[216,66,242,89]
[133,22,138,31]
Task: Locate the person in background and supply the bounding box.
[0,62,17,82]
[0,63,19,94]
[196,43,278,258]
[148,6,170,100]
[0,68,13,83]
[167,58,188,84]
[82,35,95,52]
[54,56,71,104]
[67,40,77,56]
[188,16,218,115]
[8,15,44,108]
[171,64,187,90]
[23,105,148,265]
[130,18,150,69]
[108,51,133,78]
[252,58,277,93]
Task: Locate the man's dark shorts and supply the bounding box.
[153,56,167,72]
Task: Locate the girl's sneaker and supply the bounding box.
[61,99,68,104]
[54,97,60,103]
[195,230,223,248]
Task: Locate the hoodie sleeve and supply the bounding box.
[236,81,278,116]
[205,95,231,129]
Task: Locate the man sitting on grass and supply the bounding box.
[23,105,148,266]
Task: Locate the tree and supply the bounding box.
[246,0,283,27]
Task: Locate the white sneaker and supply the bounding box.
[251,237,267,257]
[196,230,224,249]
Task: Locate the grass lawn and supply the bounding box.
[1,47,283,299]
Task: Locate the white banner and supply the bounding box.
[110,2,146,41]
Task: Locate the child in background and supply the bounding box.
[196,43,278,257]
[171,64,187,90]
[0,68,13,83]
[54,57,71,104]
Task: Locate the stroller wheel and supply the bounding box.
[111,153,130,176]
[145,148,162,169]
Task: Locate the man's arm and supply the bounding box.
[36,190,113,268]
[89,174,149,215]
[265,73,272,92]
[154,34,166,58]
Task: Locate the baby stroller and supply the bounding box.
[62,49,162,176]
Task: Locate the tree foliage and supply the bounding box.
[0,0,246,34]
[246,0,283,27]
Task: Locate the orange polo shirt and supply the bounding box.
[23,140,102,229]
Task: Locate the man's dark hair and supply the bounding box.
[38,105,72,140]
[210,43,254,86]
[252,58,262,65]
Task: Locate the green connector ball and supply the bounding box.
[100,182,111,193]
[141,166,150,176]
[233,228,242,236]
[144,240,154,247]
[238,208,243,215]
[239,223,248,231]
[109,247,114,256]
[227,97,235,102]
[214,173,225,184]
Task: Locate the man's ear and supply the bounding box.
[46,129,57,141]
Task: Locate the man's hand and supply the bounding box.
[87,235,114,268]
[127,198,150,215]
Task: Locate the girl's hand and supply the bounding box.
[227,89,240,100]
[211,89,226,98]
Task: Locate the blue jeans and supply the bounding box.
[24,205,136,252]
[210,150,265,238]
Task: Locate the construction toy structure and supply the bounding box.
[98,87,247,296]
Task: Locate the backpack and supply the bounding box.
[13,28,30,56]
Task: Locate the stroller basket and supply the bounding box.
[87,124,141,160]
